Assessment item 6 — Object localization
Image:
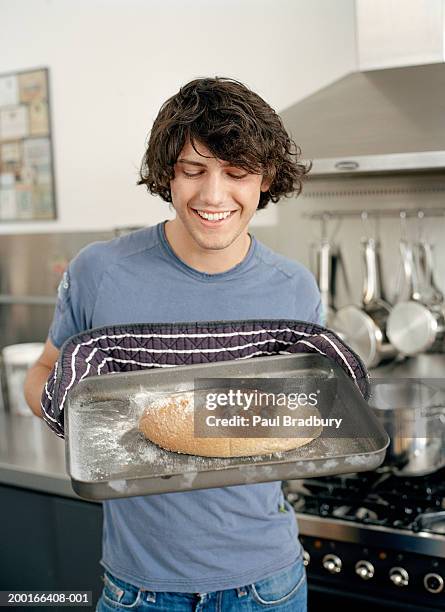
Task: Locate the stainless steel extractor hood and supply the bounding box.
[281,62,445,177]
[280,1,445,177]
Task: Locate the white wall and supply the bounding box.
[356,0,444,70]
[0,0,357,234]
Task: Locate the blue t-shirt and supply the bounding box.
[49,221,322,593]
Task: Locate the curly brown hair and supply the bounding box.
[138,77,311,209]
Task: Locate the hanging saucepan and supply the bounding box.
[387,239,445,356]
[310,238,339,326]
[417,239,444,306]
[331,237,397,369]
[309,214,350,328]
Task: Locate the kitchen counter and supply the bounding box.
[0,411,86,500]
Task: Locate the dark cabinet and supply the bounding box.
[0,485,103,606]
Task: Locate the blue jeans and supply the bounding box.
[95,558,307,611]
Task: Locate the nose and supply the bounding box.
[199,172,226,208]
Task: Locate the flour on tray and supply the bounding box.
[68,395,237,482]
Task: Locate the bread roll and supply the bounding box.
[138,391,321,458]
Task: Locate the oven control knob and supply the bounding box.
[355,560,374,580]
[424,573,444,594]
[302,550,310,567]
[322,554,342,574]
[389,567,409,587]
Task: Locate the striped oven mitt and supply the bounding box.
[41,319,370,438]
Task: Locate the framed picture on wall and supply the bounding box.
[0,67,57,222]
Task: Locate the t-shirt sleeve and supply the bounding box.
[48,244,102,349]
[296,267,324,326]
[313,296,325,326]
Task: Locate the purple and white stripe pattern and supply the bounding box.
[40,319,369,438]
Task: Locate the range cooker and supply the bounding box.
[285,467,445,611]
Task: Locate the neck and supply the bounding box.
[164,219,251,274]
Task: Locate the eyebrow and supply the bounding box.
[177,157,231,167]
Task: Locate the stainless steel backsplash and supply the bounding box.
[0,231,112,349]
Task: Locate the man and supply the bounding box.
[25,77,322,611]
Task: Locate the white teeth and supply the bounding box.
[195,210,232,221]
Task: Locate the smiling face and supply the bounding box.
[168,140,270,256]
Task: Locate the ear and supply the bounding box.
[260,176,272,192]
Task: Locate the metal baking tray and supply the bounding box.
[65,354,389,500]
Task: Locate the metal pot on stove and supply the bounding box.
[368,378,445,476]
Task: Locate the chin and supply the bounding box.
[196,237,234,251]
[188,226,235,249]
